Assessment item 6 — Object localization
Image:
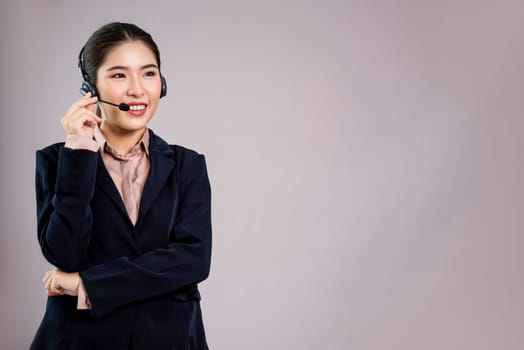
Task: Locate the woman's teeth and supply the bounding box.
[129,105,146,111]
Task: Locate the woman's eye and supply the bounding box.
[144,71,157,77]
[111,73,125,79]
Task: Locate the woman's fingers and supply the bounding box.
[51,280,64,294]
[43,270,55,294]
[42,268,80,297]
[43,268,64,296]
[46,290,62,296]
[42,270,51,284]
[61,108,100,136]
[61,92,102,137]
[46,277,63,296]
[66,92,98,114]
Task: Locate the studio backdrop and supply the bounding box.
[1,1,523,349]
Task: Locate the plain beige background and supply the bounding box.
[1,1,523,349]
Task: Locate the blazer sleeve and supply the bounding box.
[80,151,212,319]
[35,146,98,272]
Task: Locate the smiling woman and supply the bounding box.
[30,22,212,350]
[94,41,162,145]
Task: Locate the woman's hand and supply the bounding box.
[43,268,80,296]
[60,92,101,138]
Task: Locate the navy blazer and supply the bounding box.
[30,129,212,350]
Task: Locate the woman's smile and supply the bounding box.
[127,102,148,116]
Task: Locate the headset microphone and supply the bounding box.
[98,99,130,111]
[79,87,130,111]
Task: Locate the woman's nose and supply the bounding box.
[127,76,144,97]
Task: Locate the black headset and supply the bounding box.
[78,46,167,98]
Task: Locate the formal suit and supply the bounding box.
[30,129,212,350]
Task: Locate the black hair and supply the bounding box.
[79,22,161,84]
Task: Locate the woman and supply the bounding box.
[31,22,212,350]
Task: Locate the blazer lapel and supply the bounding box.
[95,155,130,220]
[137,130,176,223]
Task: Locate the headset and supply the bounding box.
[78,46,167,99]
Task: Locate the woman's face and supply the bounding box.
[96,40,162,135]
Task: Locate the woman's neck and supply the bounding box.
[99,124,146,156]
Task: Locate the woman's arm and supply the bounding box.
[36,93,100,271]
[36,146,98,271]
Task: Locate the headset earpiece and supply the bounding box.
[80,80,98,97]
[78,46,99,97]
[160,75,167,98]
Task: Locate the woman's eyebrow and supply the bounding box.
[141,64,159,70]
[106,64,159,71]
[106,65,127,71]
